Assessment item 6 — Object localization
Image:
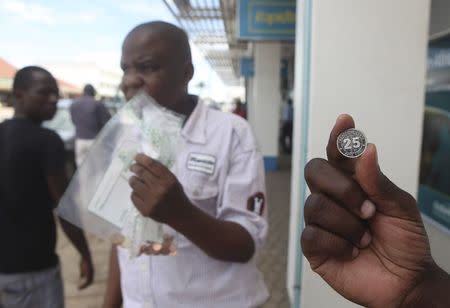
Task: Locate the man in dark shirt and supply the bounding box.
[0,66,94,307]
[70,84,110,166]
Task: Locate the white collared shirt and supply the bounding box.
[118,100,269,308]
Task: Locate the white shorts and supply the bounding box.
[75,138,94,167]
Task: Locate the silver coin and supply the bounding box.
[336,128,367,158]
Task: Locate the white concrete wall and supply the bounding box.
[287,0,305,302]
[290,0,432,307]
[251,43,282,158]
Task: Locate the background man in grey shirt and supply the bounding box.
[70,84,110,166]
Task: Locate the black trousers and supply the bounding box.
[281,121,293,154]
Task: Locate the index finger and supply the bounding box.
[305,158,374,219]
[135,153,167,178]
[326,114,357,174]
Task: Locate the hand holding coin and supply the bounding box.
[302,114,432,307]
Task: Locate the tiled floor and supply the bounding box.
[258,160,291,308]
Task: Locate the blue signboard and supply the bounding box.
[239,58,289,78]
[240,58,255,77]
[238,0,296,41]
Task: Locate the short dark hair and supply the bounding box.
[12,66,51,93]
[83,84,96,96]
[127,21,192,64]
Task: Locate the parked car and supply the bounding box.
[0,105,14,123]
[104,98,125,115]
[43,98,76,152]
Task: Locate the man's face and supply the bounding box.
[120,29,190,109]
[17,71,59,121]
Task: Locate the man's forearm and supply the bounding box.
[49,175,91,258]
[168,200,255,263]
[103,245,122,308]
[59,217,91,259]
[402,262,450,308]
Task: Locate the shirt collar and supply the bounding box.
[181,95,207,144]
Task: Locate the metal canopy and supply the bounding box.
[163,0,249,86]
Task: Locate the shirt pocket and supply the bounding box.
[182,172,219,218]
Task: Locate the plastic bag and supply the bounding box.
[57,91,184,257]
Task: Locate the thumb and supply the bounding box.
[354,144,421,221]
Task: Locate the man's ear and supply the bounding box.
[13,89,24,106]
[183,62,194,86]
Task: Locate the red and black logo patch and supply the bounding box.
[247,192,265,216]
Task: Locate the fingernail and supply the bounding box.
[336,114,347,123]
[152,243,162,251]
[352,247,359,258]
[361,200,376,219]
[371,144,379,165]
[360,231,372,247]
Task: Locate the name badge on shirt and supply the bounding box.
[187,153,216,175]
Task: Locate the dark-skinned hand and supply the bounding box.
[78,256,94,290]
[128,153,188,224]
[301,114,435,307]
[128,153,188,255]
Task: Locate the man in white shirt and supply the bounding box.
[103,21,269,308]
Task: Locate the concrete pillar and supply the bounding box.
[288,0,432,307]
[245,76,255,125]
[251,42,282,171]
[287,0,305,303]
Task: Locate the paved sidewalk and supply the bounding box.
[57,159,292,307]
[57,232,110,308]
[259,162,291,308]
